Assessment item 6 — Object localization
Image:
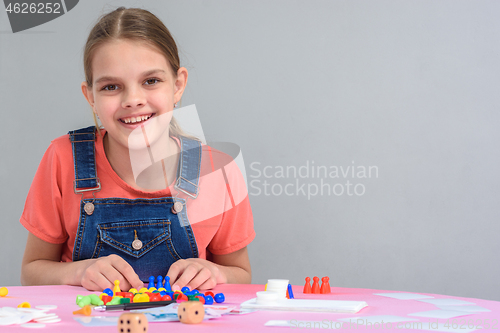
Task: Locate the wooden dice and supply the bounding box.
[177,301,205,324]
[118,313,148,333]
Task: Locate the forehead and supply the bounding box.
[91,39,172,78]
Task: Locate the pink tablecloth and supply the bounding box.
[1,284,499,332]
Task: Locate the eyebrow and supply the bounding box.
[94,69,167,85]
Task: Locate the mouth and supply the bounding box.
[119,113,155,125]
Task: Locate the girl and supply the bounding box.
[20,7,255,292]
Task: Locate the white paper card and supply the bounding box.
[374,293,434,300]
[408,309,474,319]
[418,299,475,306]
[437,305,490,313]
[265,320,343,329]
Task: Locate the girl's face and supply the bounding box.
[82,39,187,153]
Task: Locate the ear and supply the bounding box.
[173,67,188,104]
[81,82,96,113]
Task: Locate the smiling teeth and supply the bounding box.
[122,114,152,124]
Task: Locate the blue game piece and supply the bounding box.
[181,286,191,293]
[103,288,113,297]
[287,283,294,299]
[159,291,167,296]
[163,276,172,292]
[214,293,225,303]
[204,295,214,305]
[156,275,163,290]
[148,276,155,289]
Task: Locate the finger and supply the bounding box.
[108,255,143,290]
[170,264,199,289]
[185,267,212,290]
[166,260,186,283]
[196,277,218,291]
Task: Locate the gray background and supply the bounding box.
[1,1,499,300]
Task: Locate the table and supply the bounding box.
[1,284,499,332]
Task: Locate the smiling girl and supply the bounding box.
[20,7,255,292]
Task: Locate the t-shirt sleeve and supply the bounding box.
[207,153,256,255]
[20,141,68,244]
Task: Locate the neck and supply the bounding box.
[103,131,180,191]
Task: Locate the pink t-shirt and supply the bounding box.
[20,130,255,262]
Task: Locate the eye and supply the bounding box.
[144,78,160,85]
[101,84,118,91]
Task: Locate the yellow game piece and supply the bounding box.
[99,293,107,301]
[0,287,8,297]
[157,287,166,292]
[18,302,31,308]
[128,288,138,294]
[148,287,157,292]
[138,287,149,293]
[133,293,149,303]
[113,280,121,294]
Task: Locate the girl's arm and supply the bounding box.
[21,232,143,291]
[167,246,251,290]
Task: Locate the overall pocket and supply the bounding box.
[95,220,179,259]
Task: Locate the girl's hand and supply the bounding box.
[167,258,227,291]
[78,254,144,292]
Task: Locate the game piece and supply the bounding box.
[204,291,215,298]
[214,293,225,303]
[303,277,312,293]
[118,313,148,333]
[89,293,104,305]
[161,294,172,301]
[149,293,161,302]
[133,293,149,303]
[103,288,113,297]
[181,286,190,293]
[73,305,92,316]
[119,297,131,304]
[204,295,214,305]
[102,295,112,305]
[311,276,320,294]
[196,295,206,304]
[18,302,31,308]
[139,287,149,293]
[287,284,294,299]
[113,280,121,294]
[148,276,155,289]
[76,295,91,307]
[177,301,204,324]
[107,297,122,306]
[0,287,8,297]
[156,275,163,290]
[129,288,138,294]
[164,276,172,292]
[320,276,331,294]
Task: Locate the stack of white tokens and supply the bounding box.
[265,279,289,299]
[0,305,59,328]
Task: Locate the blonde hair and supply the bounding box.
[84,7,195,139]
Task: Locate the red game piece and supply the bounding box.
[311,276,320,294]
[320,276,331,294]
[161,295,172,301]
[303,277,312,293]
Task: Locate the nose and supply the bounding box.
[121,86,146,109]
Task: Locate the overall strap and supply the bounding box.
[68,126,101,193]
[174,136,202,199]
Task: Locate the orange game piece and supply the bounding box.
[311,276,320,294]
[320,276,331,294]
[73,305,92,316]
[303,277,312,293]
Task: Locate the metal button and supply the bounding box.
[172,201,183,214]
[132,239,143,250]
[84,202,94,215]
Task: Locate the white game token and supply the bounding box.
[35,305,57,310]
[35,317,61,323]
[17,308,46,314]
[0,315,21,326]
[33,314,58,321]
[20,323,46,328]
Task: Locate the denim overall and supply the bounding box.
[69,126,200,282]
